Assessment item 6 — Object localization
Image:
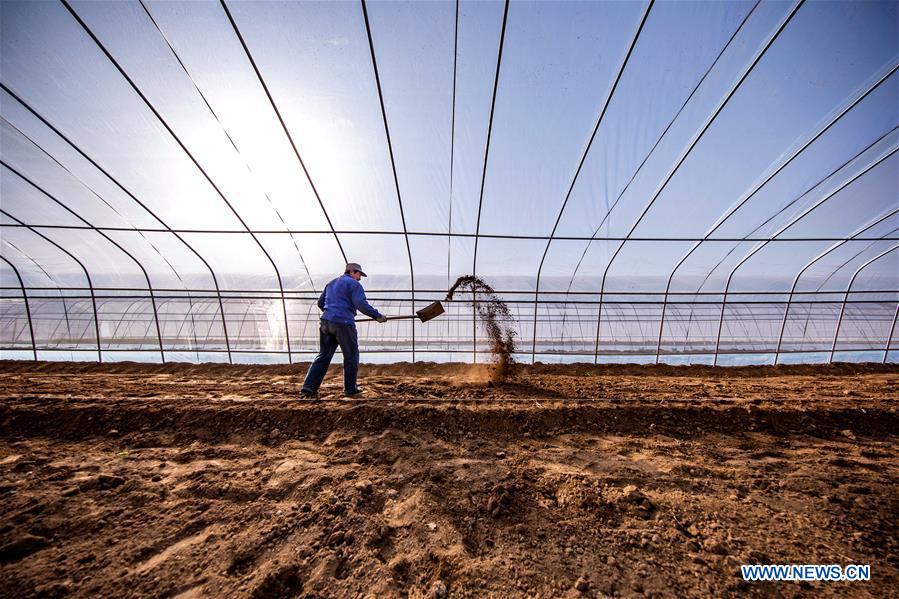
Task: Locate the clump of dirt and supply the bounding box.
[446,275,517,381]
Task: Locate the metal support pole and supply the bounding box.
[446,0,460,351]
[885,303,899,364]
[471,0,510,363]
[360,0,418,361]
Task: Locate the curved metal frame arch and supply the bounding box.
[544,0,759,363]
[0,255,37,359]
[670,126,899,351]
[711,145,897,364]
[830,245,899,362]
[774,210,898,363]
[360,0,418,361]
[0,83,234,364]
[60,0,293,361]
[529,0,654,363]
[2,111,208,359]
[1,157,166,362]
[655,67,899,362]
[151,295,200,360]
[0,210,103,361]
[140,0,319,300]
[104,296,156,350]
[218,0,348,267]
[2,238,74,347]
[593,0,805,363]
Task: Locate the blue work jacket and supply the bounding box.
[318,274,383,325]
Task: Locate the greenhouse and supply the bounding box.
[1,0,897,366]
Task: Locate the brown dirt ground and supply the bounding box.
[0,360,897,598]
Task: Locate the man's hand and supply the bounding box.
[376,315,388,323]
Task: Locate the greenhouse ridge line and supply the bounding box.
[60,0,294,363]
[3,223,895,242]
[0,82,234,363]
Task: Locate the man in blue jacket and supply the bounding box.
[301,263,387,398]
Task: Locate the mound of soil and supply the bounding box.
[0,361,897,598]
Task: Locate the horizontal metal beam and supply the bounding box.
[2,346,890,359]
[6,295,895,306]
[2,286,895,298]
[0,223,896,242]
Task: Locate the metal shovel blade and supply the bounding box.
[415,301,445,322]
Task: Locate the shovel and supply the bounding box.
[356,300,445,323]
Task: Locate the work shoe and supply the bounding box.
[300,389,318,399]
[344,388,365,398]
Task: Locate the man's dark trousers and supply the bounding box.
[302,319,360,394]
